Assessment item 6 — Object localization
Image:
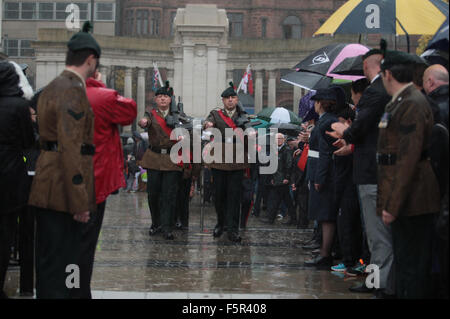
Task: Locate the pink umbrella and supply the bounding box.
[294,43,370,81]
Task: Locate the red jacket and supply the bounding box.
[86,78,137,204]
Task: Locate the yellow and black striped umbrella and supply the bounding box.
[315,0,448,36]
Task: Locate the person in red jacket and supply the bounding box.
[81,70,137,298]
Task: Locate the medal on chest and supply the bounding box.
[378,112,391,129]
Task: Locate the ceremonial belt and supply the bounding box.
[149,145,172,154]
[308,150,319,159]
[41,141,96,156]
[376,150,429,166]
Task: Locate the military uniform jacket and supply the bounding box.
[138,108,183,172]
[28,70,96,215]
[269,144,293,186]
[204,108,250,171]
[376,84,440,218]
[306,112,338,185]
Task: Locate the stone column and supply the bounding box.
[268,70,277,107]
[137,68,146,122]
[123,68,133,133]
[254,70,264,112]
[293,85,302,116]
[171,4,230,118]
[100,65,108,86]
[167,69,174,89]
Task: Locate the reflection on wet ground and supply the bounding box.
[5,190,370,299]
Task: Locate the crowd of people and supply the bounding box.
[0,21,448,300]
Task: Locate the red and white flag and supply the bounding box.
[237,64,254,95]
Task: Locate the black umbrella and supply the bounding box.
[292,43,369,81]
[281,70,333,91]
[330,55,364,76]
[426,17,449,52]
[421,48,449,69]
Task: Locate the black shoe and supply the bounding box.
[149,225,161,236]
[302,242,321,250]
[20,291,34,297]
[213,225,223,238]
[228,232,242,243]
[164,232,175,240]
[304,255,332,269]
[348,284,375,293]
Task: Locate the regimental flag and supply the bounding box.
[152,62,164,92]
[237,64,254,95]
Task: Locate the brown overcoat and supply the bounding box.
[28,70,96,215]
[204,108,250,171]
[138,109,183,172]
[376,84,440,218]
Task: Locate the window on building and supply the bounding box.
[76,2,89,21]
[5,39,19,57]
[5,39,34,57]
[20,40,34,57]
[136,10,149,35]
[228,13,243,38]
[150,11,160,36]
[125,10,134,35]
[4,2,20,19]
[21,2,37,20]
[96,3,114,21]
[39,2,54,20]
[55,2,68,20]
[282,16,301,39]
[170,11,177,36]
[261,18,267,38]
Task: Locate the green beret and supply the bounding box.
[380,50,418,71]
[221,82,237,98]
[67,21,101,57]
[155,81,173,97]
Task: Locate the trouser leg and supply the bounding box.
[147,169,162,228]
[357,184,395,295]
[0,211,17,296]
[19,205,35,294]
[160,171,181,234]
[225,170,244,233]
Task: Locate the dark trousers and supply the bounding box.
[391,213,436,299]
[18,205,35,294]
[266,184,295,222]
[78,201,106,299]
[295,180,310,227]
[147,169,181,233]
[35,208,85,299]
[253,174,269,216]
[175,178,191,228]
[0,211,18,296]
[336,184,362,267]
[211,169,244,233]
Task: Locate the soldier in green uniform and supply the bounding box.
[378,49,441,299]
[203,83,250,243]
[138,82,187,240]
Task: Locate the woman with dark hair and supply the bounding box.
[303,87,340,269]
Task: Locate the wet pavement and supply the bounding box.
[4,190,371,299]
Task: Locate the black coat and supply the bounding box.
[342,76,391,185]
[306,112,338,221]
[267,143,293,186]
[0,62,35,214]
[427,84,449,129]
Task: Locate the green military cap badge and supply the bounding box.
[380,39,417,71]
[67,21,101,57]
[221,82,237,98]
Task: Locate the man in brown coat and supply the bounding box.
[28,22,100,298]
[203,83,251,243]
[378,49,440,299]
[138,82,187,240]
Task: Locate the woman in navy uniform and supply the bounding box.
[304,88,339,269]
